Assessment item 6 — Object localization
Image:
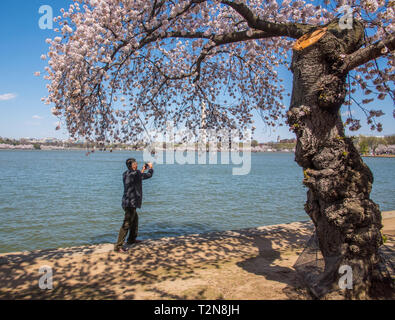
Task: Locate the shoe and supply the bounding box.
[114,246,129,254]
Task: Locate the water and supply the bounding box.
[0,150,394,253]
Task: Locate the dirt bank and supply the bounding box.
[0,212,394,300]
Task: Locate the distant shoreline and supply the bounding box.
[362,154,395,158]
[2,147,395,157]
[0,146,295,153]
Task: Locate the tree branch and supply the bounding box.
[166,29,271,44]
[220,0,314,39]
[164,29,273,82]
[341,34,395,74]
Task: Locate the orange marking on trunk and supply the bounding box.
[293,27,328,51]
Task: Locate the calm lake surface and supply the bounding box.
[0,150,394,253]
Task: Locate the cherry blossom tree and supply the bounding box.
[41,0,394,298]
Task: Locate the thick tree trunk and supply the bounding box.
[287,21,385,299]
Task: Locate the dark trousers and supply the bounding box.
[115,207,138,250]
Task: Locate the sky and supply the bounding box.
[0,0,394,143]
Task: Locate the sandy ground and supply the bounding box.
[0,212,394,300]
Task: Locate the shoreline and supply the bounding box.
[2,147,395,157]
[362,154,395,158]
[0,148,296,153]
[0,211,393,300]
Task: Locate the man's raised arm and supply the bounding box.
[142,163,154,180]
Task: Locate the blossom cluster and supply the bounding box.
[40,0,394,143]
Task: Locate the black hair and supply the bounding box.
[126,158,137,170]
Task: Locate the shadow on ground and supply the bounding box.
[0,221,316,299]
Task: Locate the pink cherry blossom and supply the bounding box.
[39,0,394,144]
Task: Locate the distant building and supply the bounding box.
[42,137,61,143]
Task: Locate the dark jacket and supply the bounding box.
[122,168,153,209]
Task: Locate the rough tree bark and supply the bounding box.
[287,20,385,299]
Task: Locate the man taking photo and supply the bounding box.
[114,158,154,253]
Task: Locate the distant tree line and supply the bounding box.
[353,135,395,155]
[0,137,21,145]
[0,136,146,151]
[1,135,394,154]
